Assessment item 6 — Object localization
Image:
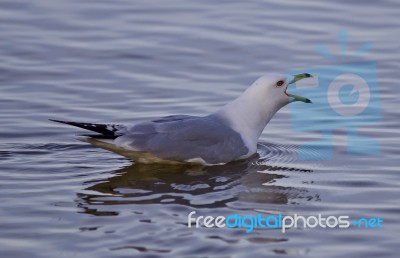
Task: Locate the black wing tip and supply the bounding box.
[49,118,89,126]
[49,119,71,124]
[80,134,118,140]
[50,118,120,137]
[49,119,87,128]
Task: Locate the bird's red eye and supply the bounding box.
[276,80,284,87]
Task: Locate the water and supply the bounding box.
[1,0,399,257]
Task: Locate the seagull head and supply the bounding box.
[250,73,313,109]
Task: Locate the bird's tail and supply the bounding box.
[49,119,125,139]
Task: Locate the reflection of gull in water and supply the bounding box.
[76,148,318,217]
[51,73,312,165]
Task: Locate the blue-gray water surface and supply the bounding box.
[1,0,399,257]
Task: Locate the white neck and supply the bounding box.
[212,85,287,155]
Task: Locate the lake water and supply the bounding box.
[1,0,399,257]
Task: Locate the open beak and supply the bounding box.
[286,73,313,103]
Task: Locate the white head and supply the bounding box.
[213,73,312,155]
[243,73,312,110]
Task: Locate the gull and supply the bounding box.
[51,73,312,165]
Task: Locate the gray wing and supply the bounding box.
[115,115,249,164]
